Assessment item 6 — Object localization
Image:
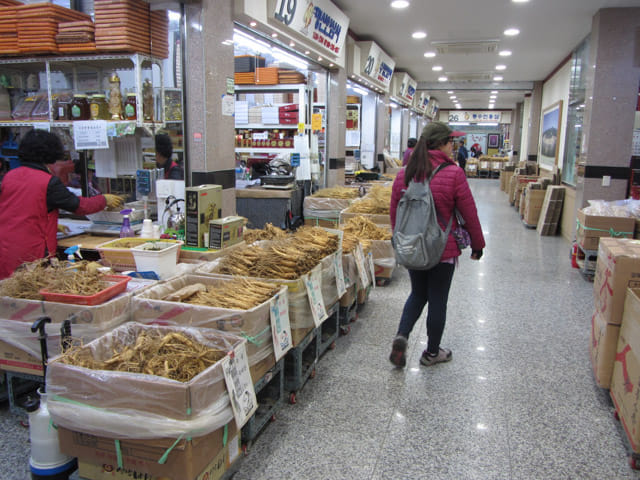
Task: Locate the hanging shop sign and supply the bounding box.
[414,92,427,114]
[390,72,416,107]
[421,94,430,112]
[269,0,349,58]
[447,110,503,123]
[357,41,395,90]
[426,99,439,119]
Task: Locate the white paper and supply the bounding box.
[235,101,249,125]
[345,129,360,147]
[333,251,347,297]
[303,266,328,327]
[270,289,293,362]
[354,243,371,287]
[222,342,257,429]
[94,141,117,179]
[294,135,311,181]
[73,120,108,150]
[368,252,377,290]
[222,94,235,117]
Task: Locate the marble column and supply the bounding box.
[527,81,543,161]
[576,7,640,209]
[376,92,390,158]
[326,68,347,187]
[511,102,523,158]
[183,0,236,217]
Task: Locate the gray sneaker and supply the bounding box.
[389,335,408,367]
[420,348,452,366]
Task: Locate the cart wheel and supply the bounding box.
[20,420,29,429]
[629,455,640,470]
[271,414,276,422]
[329,341,336,350]
[242,444,248,456]
[310,368,316,379]
[289,392,296,404]
[376,279,384,286]
[614,410,620,421]
[340,326,350,335]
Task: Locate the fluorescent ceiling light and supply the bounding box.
[512,0,529,2]
[456,105,462,109]
[481,122,499,126]
[272,47,308,70]
[438,76,448,82]
[488,105,495,109]
[450,121,470,125]
[491,90,499,94]
[391,0,410,8]
[412,31,427,39]
[353,87,369,96]
[504,28,520,36]
[493,75,503,81]
[499,50,512,56]
[432,65,443,71]
[495,65,506,71]
[424,51,436,58]
[233,30,270,51]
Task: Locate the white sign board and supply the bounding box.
[222,342,257,428]
[447,111,503,123]
[73,120,108,150]
[303,265,328,327]
[358,41,395,90]
[270,289,292,361]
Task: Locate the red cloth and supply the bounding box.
[390,150,485,261]
[164,161,180,179]
[402,148,414,166]
[0,166,105,279]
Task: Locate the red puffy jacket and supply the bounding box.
[390,150,485,261]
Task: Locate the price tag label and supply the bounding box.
[353,243,370,288]
[73,120,108,150]
[303,265,328,327]
[368,252,376,290]
[222,342,257,429]
[333,251,347,297]
[311,113,323,131]
[270,289,292,361]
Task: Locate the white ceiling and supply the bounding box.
[331,0,640,111]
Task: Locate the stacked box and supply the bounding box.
[590,311,621,388]
[537,186,565,236]
[208,216,245,250]
[278,104,298,124]
[611,288,640,450]
[185,185,222,248]
[500,170,514,192]
[576,209,635,251]
[523,188,546,226]
[512,175,538,205]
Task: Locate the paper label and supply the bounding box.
[333,251,347,297]
[222,94,235,116]
[270,289,292,361]
[368,252,376,289]
[303,266,328,327]
[311,113,323,131]
[73,120,108,150]
[354,243,370,287]
[222,342,257,428]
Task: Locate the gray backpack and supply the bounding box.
[392,163,452,270]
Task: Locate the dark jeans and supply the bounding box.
[396,262,455,355]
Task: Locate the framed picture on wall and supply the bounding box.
[539,100,563,170]
[488,133,500,149]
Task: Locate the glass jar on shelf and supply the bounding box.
[124,93,137,120]
[89,94,109,120]
[70,94,90,121]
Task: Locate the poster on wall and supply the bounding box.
[539,100,563,170]
[467,133,487,157]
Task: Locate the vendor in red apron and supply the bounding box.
[0,129,123,279]
[155,133,183,180]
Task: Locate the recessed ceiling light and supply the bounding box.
[512,0,529,2]
[493,76,503,81]
[289,41,295,47]
[456,105,462,109]
[412,31,427,39]
[449,96,456,99]
[271,32,278,38]
[424,51,436,58]
[491,90,498,94]
[495,64,506,71]
[391,0,410,8]
[447,91,454,94]
[438,76,448,82]
[490,95,497,99]
[318,56,323,61]
[305,50,310,55]
[499,50,512,57]
[488,104,495,109]
[432,65,443,71]
[329,63,334,67]
[249,21,257,27]
[504,28,520,36]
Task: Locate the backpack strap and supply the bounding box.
[430,161,457,231]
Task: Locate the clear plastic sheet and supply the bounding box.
[584,199,640,218]
[370,239,396,269]
[47,322,241,439]
[303,197,353,221]
[132,274,283,376]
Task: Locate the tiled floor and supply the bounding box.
[2,178,639,479]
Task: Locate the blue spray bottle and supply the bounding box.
[64,245,82,263]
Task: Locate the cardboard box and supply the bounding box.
[303,197,353,227]
[590,311,620,388]
[593,238,640,325]
[61,423,239,480]
[576,209,635,251]
[208,216,245,250]
[185,185,222,247]
[500,170,514,192]
[339,283,356,308]
[132,274,281,383]
[523,189,546,226]
[537,186,565,235]
[611,288,640,451]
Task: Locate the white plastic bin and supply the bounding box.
[131,241,183,279]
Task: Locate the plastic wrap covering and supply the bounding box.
[342,252,372,289]
[197,260,318,333]
[132,274,282,381]
[47,323,241,439]
[0,290,133,360]
[320,250,340,307]
[303,197,353,222]
[584,199,640,218]
[370,239,396,269]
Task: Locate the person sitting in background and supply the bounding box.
[0,129,123,279]
[402,137,417,166]
[155,133,183,180]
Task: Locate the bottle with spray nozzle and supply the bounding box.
[120,209,135,238]
[63,245,82,263]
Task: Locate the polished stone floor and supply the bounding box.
[2,178,639,479]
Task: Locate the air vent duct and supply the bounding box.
[432,40,499,55]
[445,72,494,82]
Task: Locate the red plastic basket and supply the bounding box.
[39,275,131,306]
